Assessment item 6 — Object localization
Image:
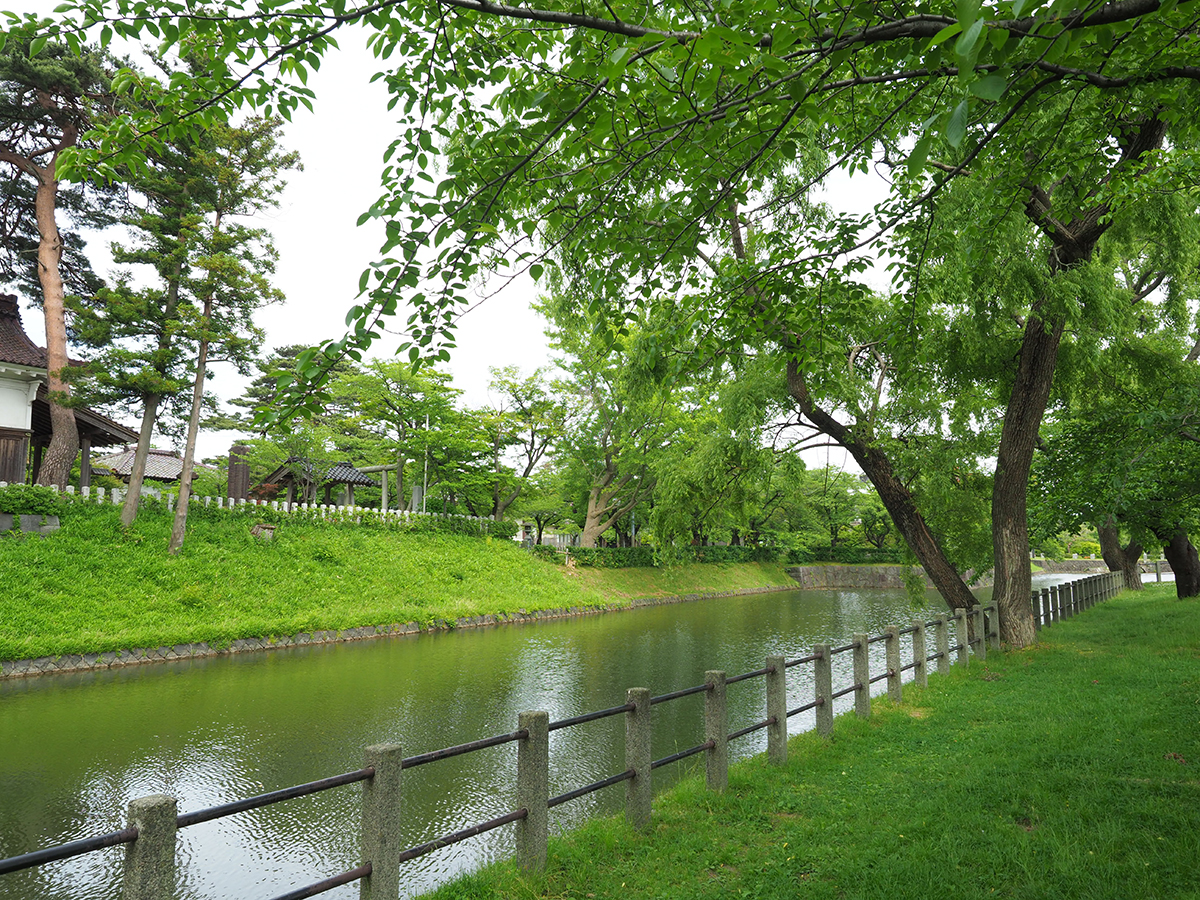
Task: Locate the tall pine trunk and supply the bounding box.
[168,296,211,555]
[122,263,183,526]
[121,395,160,527]
[33,163,78,488]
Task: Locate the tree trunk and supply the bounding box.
[395,450,405,511]
[786,361,979,613]
[32,162,77,488]
[580,468,646,548]
[1098,520,1143,592]
[1162,529,1200,599]
[492,483,522,521]
[121,395,160,527]
[990,313,1065,647]
[580,483,608,548]
[121,262,182,526]
[168,297,211,555]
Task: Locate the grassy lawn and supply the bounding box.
[0,504,796,661]
[424,583,1200,900]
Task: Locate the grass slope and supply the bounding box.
[426,584,1200,900]
[0,505,797,661]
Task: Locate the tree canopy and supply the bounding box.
[4,0,1198,633]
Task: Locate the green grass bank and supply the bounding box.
[425,583,1199,900]
[0,504,797,662]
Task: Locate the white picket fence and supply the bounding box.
[0,481,492,528]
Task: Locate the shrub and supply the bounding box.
[806,546,906,564]
[0,484,62,516]
[1038,538,1067,560]
[529,544,562,563]
[563,543,817,568]
[568,546,657,568]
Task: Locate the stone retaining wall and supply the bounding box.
[0,513,60,535]
[0,584,797,681]
[784,564,990,589]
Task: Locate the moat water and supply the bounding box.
[1,577,1076,899]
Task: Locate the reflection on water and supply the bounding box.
[2,587,958,899]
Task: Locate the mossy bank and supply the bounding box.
[0,503,798,665]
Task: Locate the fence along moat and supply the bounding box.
[0,571,1122,900]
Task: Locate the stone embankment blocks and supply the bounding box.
[0,513,60,535]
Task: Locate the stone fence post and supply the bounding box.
[625,688,652,830]
[814,646,833,736]
[971,606,986,662]
[911,621,928,688]
[884,628,901,704]
[852,634,870,718]
[766,655,788,764]
[988,605,1001,651]
[122,794,176,900]
[360,743,403,900]
[705,671,728,792]
[517,711,549,871]
[934,616,950,676]
[954,609,969,668]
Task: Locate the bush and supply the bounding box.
[563,543,818,568]
[528,544,562,563]
[0,484,62,516]
[568,546,657,568]
[1074,541,1102,559]
[809,546,906,564]
[1038,538,1067,560]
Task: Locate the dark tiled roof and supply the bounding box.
[0,294,47,368]
[92,447,185,481]
[262,457,378,487]
[325,461,379,486]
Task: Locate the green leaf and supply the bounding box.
[969,74,1007,101]
[529,263,544,281]
[29,34,48,57]
[926,22,963,51]
[955,19,985,60]
[945,99,969,148]
[907,133,933,177]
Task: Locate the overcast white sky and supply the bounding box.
[5,6,881,470]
